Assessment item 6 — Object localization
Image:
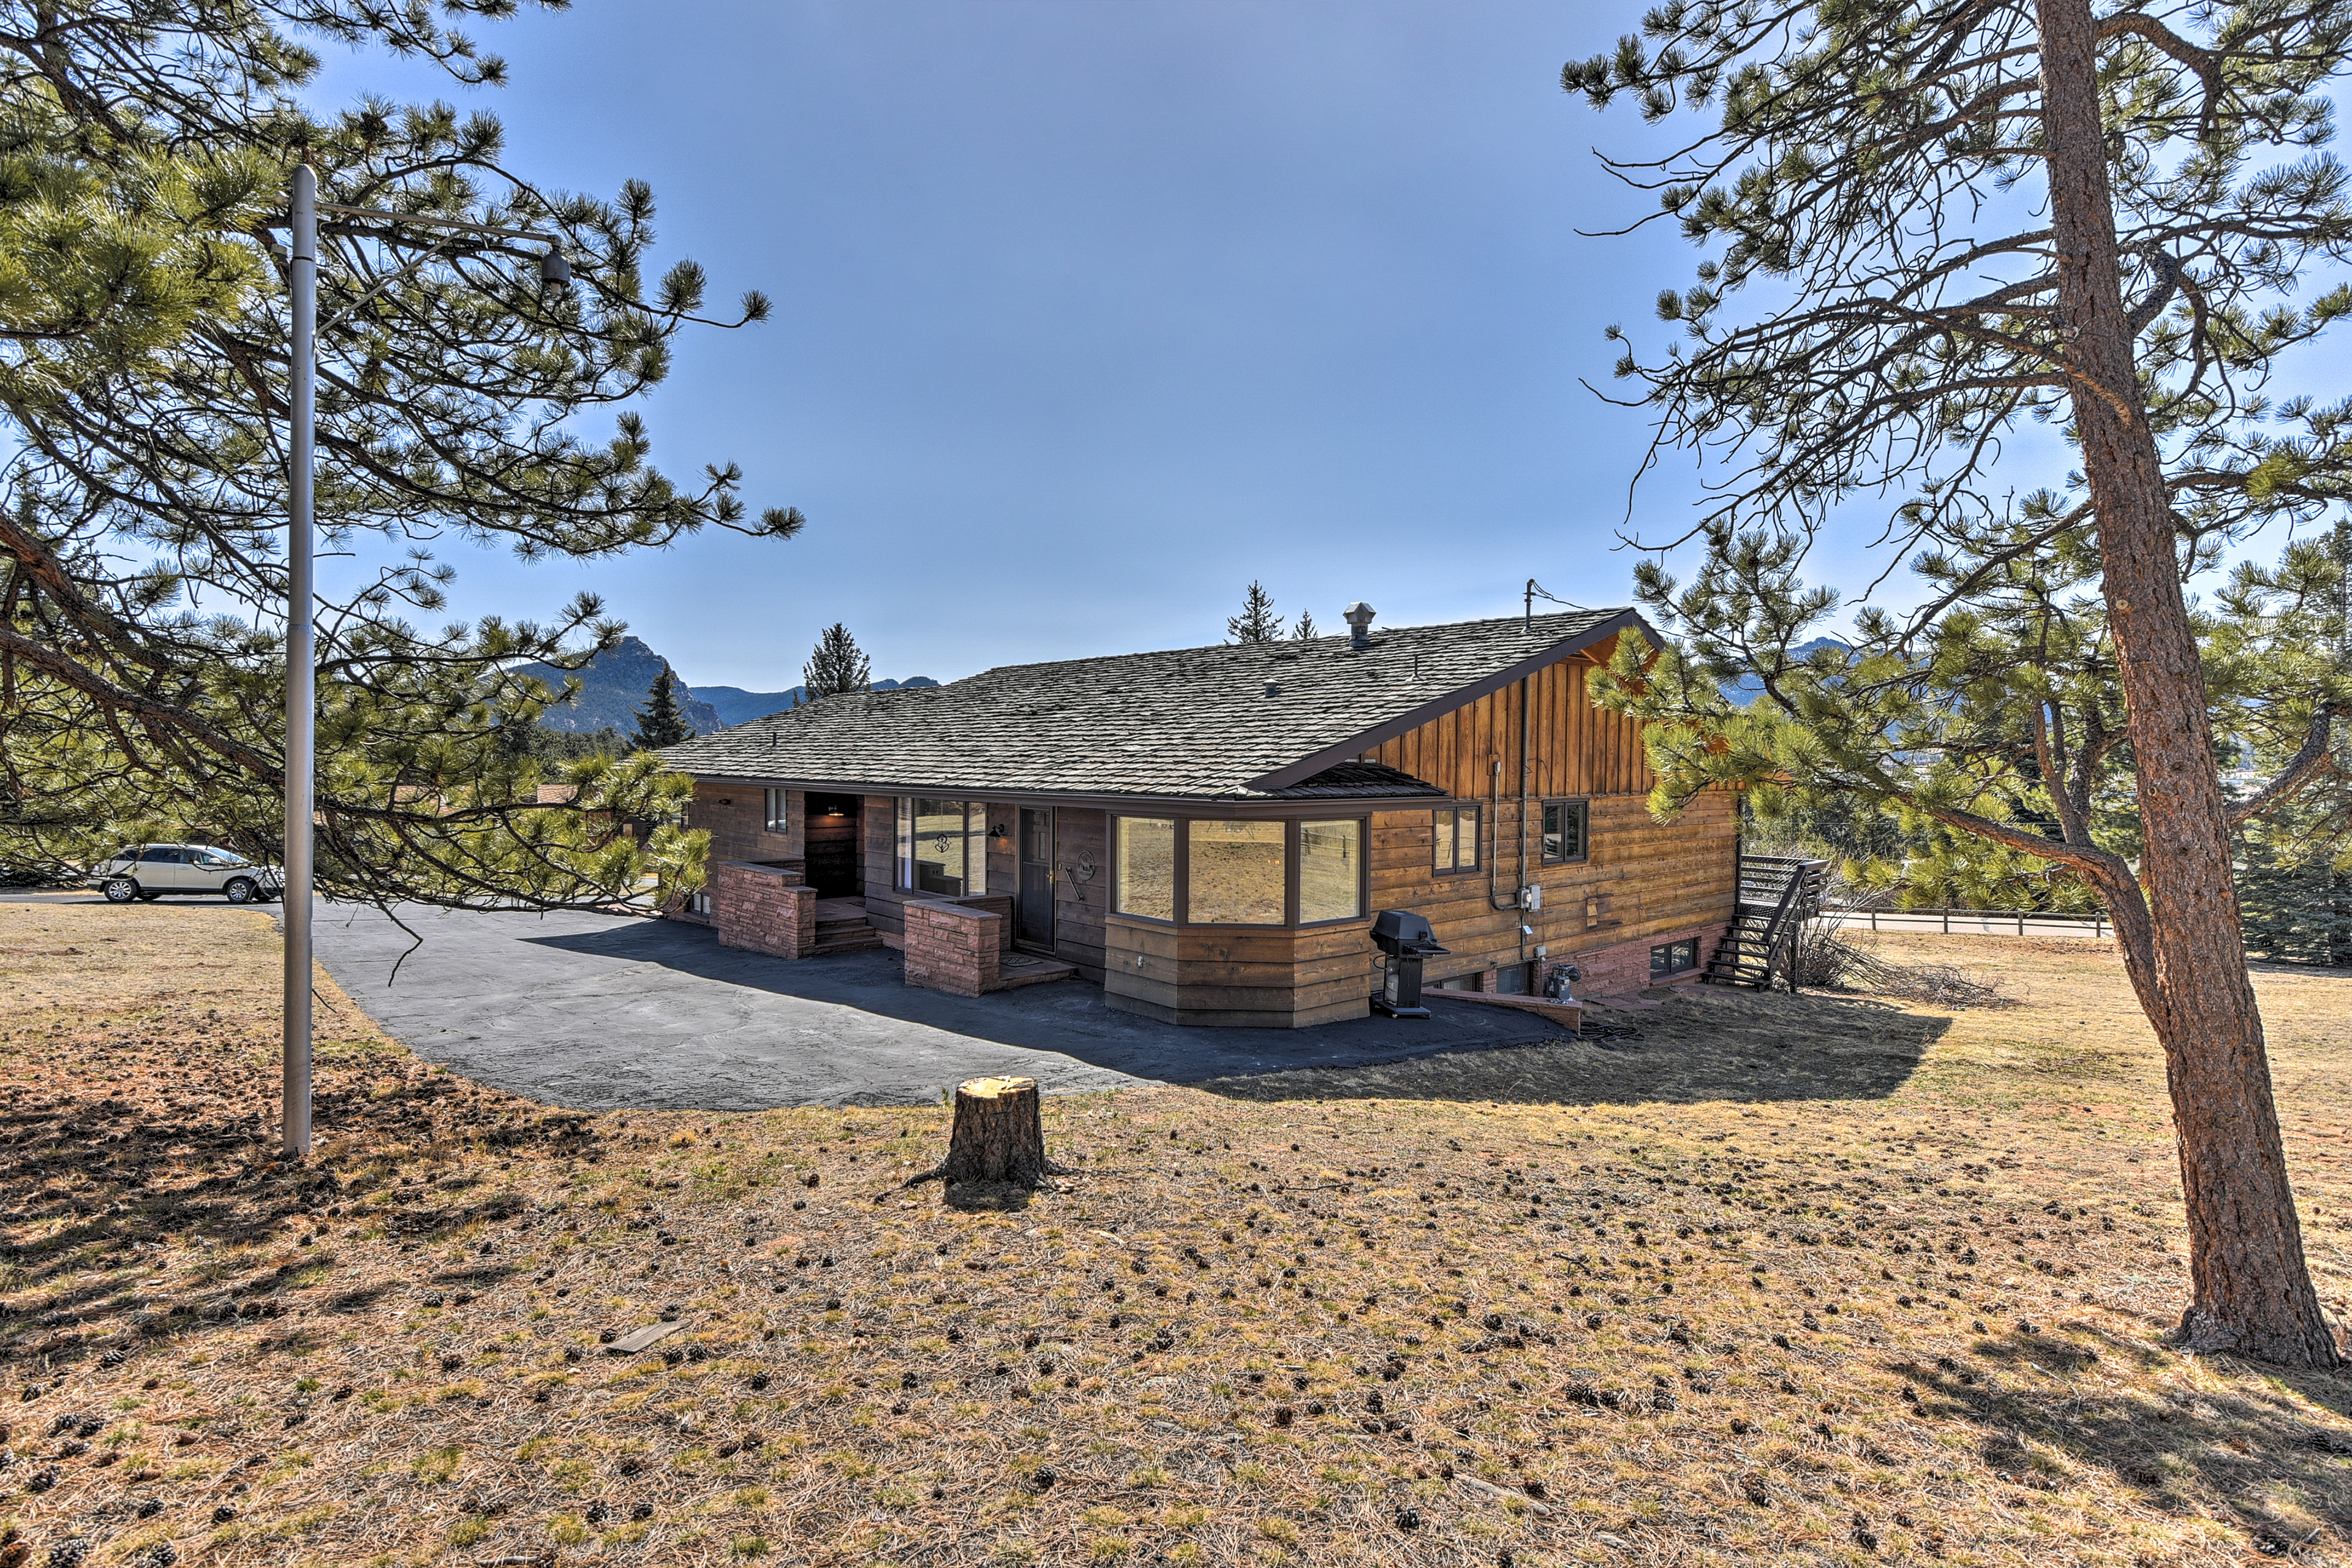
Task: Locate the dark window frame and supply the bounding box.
[1433,803,1482,876]
[898,797,987,898]
[1540,797,1591,865]
[1649,939,1700,979]
[1110,814,1179,925]
[1295,817,1370,927]
[1184,817,1292,929]
[1108,813,1373,929]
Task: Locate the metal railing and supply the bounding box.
[1817,905,2111,940]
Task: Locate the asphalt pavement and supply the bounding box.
[288,902,1561,1110]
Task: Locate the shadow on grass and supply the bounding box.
[1191,987,1954,1108]
[1894,1327,2352,1551]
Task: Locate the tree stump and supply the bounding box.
[907,1076,1072,1189]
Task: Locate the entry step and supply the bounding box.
[995,951,1078,989]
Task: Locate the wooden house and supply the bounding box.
[657,606,1740,1027]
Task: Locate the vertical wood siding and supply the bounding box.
[1359,641,1649,801]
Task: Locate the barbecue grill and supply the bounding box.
[1371,909,1449,1018]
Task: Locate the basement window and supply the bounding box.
[1650,940,1699,979]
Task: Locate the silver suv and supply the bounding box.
[90,844,284,905]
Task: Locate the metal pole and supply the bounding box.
[283,165,316,1161]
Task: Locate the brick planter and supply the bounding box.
[904,900,1003,997]
[712,860,816,960]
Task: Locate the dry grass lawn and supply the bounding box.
[1,902,2348,1568]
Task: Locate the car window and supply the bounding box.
[140,847,184,864]
[194,850,244,867]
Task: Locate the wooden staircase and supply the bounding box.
[811,897,886,957]
[1703,855,1831,992]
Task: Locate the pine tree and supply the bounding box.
[1227,581,1281,643]
[0,2,805,916]
[1292,610,1319,641]
[1569,0,2352,1365]
[802,624,872,699]
[631,669,695,750]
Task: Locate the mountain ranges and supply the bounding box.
[509,636,937,736]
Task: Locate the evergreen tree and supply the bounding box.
[1567,0,2352,1363]
[630,669,695,750]
[802,624,872,699]
[0,0,805,914]
[1292,610,1319,641]
[1227,581,1281,643]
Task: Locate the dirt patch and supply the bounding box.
[2,904,2348,1567]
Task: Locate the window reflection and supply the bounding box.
[1298,820,1362,922]
[1188,820,1284,924]
[1114,817,1175,920]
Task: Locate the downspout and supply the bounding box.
[1488,676,1537,969]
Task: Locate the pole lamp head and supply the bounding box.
[538,248,572,291]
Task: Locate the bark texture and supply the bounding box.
[907,1076,1071,1189]
[2037,0,2341,1366]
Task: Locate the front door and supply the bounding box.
[1016,808,1055,949]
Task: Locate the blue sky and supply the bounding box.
[304,1,2056,691]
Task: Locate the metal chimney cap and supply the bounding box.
[1342,601,1376,647]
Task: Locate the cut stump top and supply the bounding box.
[959,1076,1037,1099]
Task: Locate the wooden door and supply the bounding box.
[1017,808,1055,949]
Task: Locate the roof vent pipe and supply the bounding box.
[1343,601,1376,649]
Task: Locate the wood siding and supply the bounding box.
[1051,807,1109,982]
[861,794,910,941]
[1104,917,1370,1029]
[1359,641,1649,801]
[1366,789,1738,989]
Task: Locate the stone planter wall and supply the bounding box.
[903,899,1003,998]
[712,859,815,960]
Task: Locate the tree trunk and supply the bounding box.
[2037,0,2340,1366]
[907,1076,1070,1189]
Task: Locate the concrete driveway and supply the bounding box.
[296,902,1563,1110]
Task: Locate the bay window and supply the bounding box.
[1109,815,1367,926]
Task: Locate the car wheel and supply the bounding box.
[102,877,139,903]
[224,877,257,904]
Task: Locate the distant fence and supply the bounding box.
[1817,905,2112,941]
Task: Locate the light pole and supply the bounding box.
[276,166,568,1160]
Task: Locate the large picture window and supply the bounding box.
[1188,819,1285,924]
[1433,805,1480,873]
[898,797,984,896]
[1298,820,1363,923]
[1114,817,1175,921]
[1541,799,1588,863]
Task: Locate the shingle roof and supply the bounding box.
[658,608,1645,802]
